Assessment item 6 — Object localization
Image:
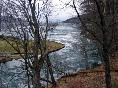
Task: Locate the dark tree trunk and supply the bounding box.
[32,30,42,88]
[32,63,41,88]
[103,38,112,88]
[46,55,56,86]
[103,49,112,88]
[94,0,112,87]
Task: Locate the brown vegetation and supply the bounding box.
[53,53,118,88]
[0,39,64,63]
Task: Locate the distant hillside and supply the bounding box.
[63,17,79,23]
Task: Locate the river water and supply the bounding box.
[0,23,101,88]
[48,23,82,72]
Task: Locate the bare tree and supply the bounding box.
[0,0,56,88]
[72,0,118,88]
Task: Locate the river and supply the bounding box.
[48,23,82,73]
[0,23,101,88]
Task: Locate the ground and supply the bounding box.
[50,52,118,88]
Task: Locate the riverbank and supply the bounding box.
[0,38,64,63]
[50,52,118,88]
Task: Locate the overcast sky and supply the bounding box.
[1,0,78,22]
[50,0,77,22]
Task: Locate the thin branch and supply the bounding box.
[73,0,103,45]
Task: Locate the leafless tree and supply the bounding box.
[0,0,56,88]
[71,0,118,88]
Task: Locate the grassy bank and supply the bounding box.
[0,38,64,63]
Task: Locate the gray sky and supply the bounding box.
[50,0,77,22]
[2,0,78,22]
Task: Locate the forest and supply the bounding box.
[0,0,118,88]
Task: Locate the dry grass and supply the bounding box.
[0,39,64,63]
[0,39,64,53]
[0,39,18,53]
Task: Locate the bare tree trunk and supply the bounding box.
[30,23,42,88]
[24,32,31,88]
[27,1,43,87]
[103,48,112,88]
[32,40,42,88]
[94,0,112,87]
[46,55,56,87]
[32,68,41,88]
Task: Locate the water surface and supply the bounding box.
[0,23,101,87]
